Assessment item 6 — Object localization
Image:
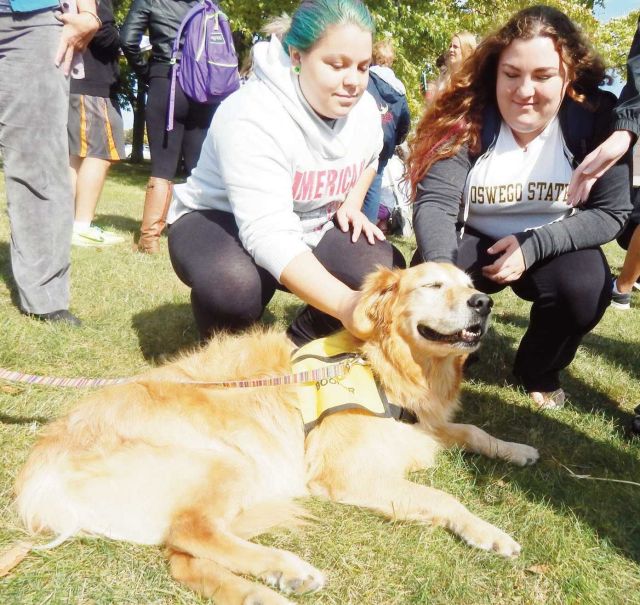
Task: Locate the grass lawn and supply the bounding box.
[1,161,639,604]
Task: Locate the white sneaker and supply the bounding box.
[72,225,124,247]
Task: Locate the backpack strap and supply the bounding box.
[166,0,210,131]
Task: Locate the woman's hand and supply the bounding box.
[482,235,526,284]
[336,289,368,340]
[566,130,634,206]
[55,11,100,75]
[335,203,385,244]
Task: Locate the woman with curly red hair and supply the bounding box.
[408,5,632,408]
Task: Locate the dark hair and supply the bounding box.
[407,5,607,195]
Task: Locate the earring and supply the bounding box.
[292,65,301,74]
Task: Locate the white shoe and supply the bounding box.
[72,225,124,247]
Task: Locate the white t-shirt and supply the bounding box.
[464,117,574,239]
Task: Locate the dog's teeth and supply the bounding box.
[461,329,478,342]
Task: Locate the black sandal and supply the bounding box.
[630,404,640,437]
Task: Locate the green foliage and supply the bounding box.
[111,0,636,120]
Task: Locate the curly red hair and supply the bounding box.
[407,4,608,197]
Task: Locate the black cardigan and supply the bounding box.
[413,91,632,269]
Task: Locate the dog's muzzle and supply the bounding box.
[417,292,493,347]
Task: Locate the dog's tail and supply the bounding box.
[229,500,314,540]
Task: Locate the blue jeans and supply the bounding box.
[0,10,73,313]
[362,157,391,223]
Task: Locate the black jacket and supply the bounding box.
[414,91,632,269]
[71,0,120,97]
[614,15,640,140]
[120,0,198,80]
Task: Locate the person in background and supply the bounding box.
[167,0,405,343]
[0,0,99,326]
[68,0,126,247]
[361,37,410,224]
[566,15,640,310]
[424,31,477,104]
[408,5,631,409]
[120,0,218,254]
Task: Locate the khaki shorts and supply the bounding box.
[68,94,125,161]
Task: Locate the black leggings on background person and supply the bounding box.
[413,228,612,392]
[146,69,218,179]
[169,209,407,343]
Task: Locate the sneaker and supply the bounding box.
[611,279,631,310]
[634,281,640,292]
[72,225,124,247]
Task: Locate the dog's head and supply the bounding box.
[353,263,492,357]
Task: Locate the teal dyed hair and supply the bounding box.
[282,0,375,53]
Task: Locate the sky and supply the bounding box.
[595,0,638,21]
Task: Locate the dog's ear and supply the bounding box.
[352,266,402,338]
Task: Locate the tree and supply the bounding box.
[111,0,637,137]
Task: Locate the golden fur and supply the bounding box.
[15,263,539,604]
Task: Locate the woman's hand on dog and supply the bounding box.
[335,204,385,245]
[483,235,526,284]
[337,289,370,341]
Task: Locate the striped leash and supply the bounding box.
[0,357,367,390]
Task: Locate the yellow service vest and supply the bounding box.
[291,331,412,432]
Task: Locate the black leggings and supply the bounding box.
[414,229,612,392]
[146,71,217,179]
[168,209,406,343]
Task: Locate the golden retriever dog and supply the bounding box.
[15,262,539,604]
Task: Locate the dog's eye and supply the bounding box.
[425,282,443,289]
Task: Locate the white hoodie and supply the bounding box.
[168,36,383,281]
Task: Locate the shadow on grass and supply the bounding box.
[94,213,140,235]
[500,311,639,382]
[0,241,21,311]
[459,389,640,563]
[131,302,200,362]
[131,293,304,362]
[495,311,638,422]
[457,308,640,560]
[0,412,50,425]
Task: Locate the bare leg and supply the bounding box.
[435,422,539,466]
[616,224,640,293]
[70,155,111,223]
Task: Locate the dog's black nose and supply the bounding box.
[467,293,493,316]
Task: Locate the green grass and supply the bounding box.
[1,161,639,604]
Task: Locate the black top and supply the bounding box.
[120,0,198,81]
[413,91,632,269]
[70,0,120,97]
[614,16,640,140]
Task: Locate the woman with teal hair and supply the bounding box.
[167,0,405,342]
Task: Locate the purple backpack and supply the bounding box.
[167,0,240,130]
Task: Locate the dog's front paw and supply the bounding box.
[261,555,325,595]
[501,442,539,466]
[460,519,521,558]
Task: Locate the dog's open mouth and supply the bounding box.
[417,323,484,346]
